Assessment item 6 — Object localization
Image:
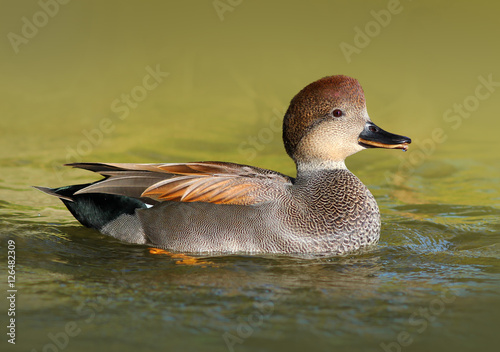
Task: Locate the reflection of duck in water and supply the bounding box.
[36,75,411,255]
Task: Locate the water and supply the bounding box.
[1,1,499,351]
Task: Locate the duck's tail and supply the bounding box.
[34,184,149,243]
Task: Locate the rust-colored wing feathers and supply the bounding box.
[143,176,259,204]
[68,162,292,206]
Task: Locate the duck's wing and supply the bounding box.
[69,162,294,206]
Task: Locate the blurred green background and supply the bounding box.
[2,0,498,181]
[1,1,499,352]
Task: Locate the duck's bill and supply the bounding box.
[358,121,411,151]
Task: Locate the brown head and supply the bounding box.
[282,75,411,170]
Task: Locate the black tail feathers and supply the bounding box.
[34,184,147,230]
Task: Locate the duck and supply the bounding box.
[35,75,411,255]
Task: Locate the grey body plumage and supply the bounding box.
[100,168,379,255]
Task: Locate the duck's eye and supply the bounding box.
[332,109,343,118]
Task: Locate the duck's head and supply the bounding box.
[283,75,411,170]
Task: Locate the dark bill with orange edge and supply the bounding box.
[358,121,411,151]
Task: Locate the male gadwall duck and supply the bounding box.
[36,75,411,255]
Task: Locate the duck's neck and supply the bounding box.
[296,160,347,176]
